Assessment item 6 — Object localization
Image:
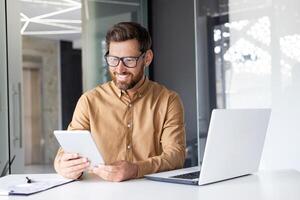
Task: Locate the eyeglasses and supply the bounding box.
[104,52,145,68]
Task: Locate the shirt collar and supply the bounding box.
[110,76,150,99]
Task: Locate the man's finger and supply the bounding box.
[92,167,113,180]
[92,165,126,182]
[61,153,79,161]
[104,165,120,173]
[95,164,119,173]
[66,161,89,173]
[63,158,89,168]
[66,166,86,177]
[61,162,89,177]
[63,170,83,180]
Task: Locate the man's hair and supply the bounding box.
[105,22,152,53]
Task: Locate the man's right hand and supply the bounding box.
[54,152,90,179]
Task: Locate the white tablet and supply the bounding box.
[54,130,104,167]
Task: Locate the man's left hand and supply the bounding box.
[91,160,138,182]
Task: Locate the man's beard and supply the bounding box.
[110,67,144,91]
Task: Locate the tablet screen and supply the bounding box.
[54,130,104,167]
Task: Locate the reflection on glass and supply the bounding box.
[215,12,300,109]
[214,16,272,109]
[0,0,9,176]
[247,16,270,46]
[280,34,300,62]
[18,0,82,173]
[224,38,271,75]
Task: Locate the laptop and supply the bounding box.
[145,108,271,185]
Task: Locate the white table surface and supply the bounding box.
[1,170,300,200]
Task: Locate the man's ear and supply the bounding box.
[144,49,153,67]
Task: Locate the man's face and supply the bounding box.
[108,39,146,91]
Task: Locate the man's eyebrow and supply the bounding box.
[108,54,142,58]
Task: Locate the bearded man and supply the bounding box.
[54,22,186,182]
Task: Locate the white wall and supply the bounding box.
[229,0,300,170]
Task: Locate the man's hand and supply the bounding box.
[91,160,138,182]
[54,153,90,179]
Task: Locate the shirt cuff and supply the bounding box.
[135,160,152,178]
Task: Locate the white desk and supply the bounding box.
[1,170,300,200]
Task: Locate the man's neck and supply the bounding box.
[126,76,145,99]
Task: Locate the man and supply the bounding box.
[54,22,186,182]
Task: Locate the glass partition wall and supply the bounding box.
[1,0,147,174]
[227,0,300,170]
[195,0,300,169]
[0,0,10,177]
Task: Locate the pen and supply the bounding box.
[26,176,34,183]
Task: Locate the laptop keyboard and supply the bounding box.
[171,171,200,180]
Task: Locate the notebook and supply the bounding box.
[0,174,74,196]
[145,108,271,185]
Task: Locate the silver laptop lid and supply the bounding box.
[199,108,271,185]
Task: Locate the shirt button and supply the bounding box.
[128,104,132,107]
[127,145,131,149]
[127,123,131,128]
[138,93,142,98]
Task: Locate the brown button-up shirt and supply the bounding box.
[55,78,186,178]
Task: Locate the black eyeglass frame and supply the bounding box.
[104,52,146,68]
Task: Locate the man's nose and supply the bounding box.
[115,60,127,73]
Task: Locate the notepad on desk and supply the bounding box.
[0,174,75,196]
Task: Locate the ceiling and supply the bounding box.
[20,0,81,42]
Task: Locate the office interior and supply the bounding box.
[1,0,300,175]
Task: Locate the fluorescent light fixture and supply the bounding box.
[21,19,81,24]
[21,21,30,34]
[32,5,81,20]
[20,0,80,6]
[91,0,140,6]
[22,30,81,35]
[20,0,81,35]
